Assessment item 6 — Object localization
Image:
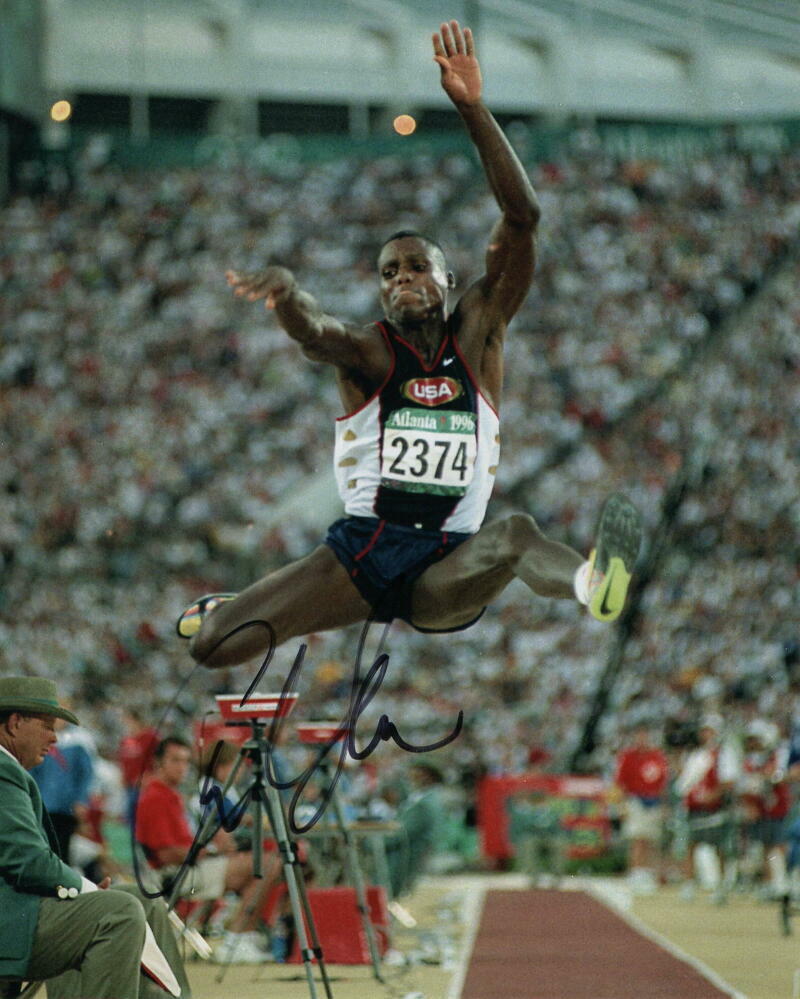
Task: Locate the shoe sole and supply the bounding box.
[588,493,642,623]
[176,593,236,639]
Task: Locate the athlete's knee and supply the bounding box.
[469,513,543,569]
[498,512,546,555]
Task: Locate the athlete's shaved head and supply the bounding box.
[380,230,446,264]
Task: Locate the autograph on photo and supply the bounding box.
[133,613,463,900]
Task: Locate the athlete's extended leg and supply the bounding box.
[186,546,371,669]
[410,512,581,630]
[410,494,642,630]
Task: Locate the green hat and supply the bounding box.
[0,676,80,725]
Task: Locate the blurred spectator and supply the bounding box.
[675,715,740,901]
[195,739,250,837]
[30,708,96,874]
[136,735,280,965]
[386,762,445,898]
[119,707,159,827]
[738,719,790,900]
[614,723,669,894]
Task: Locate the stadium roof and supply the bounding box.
[43,0,800,121]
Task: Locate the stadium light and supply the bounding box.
[393,114,417,136]
[50,100,73,123]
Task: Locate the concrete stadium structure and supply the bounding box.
[27,0,800,135]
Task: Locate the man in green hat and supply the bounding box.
[0,675,184,998]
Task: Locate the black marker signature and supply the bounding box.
[217,612,462,832]
[133,613,462,899]
[256,619,463,833]
[197,741,251,832]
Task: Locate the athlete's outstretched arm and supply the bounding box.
[433,20,539,318]
[226,266,377,370]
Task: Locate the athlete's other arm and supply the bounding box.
[433,20,539,320]
[225,267,387,378]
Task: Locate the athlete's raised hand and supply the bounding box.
[433,20,482,107]
[226,266,296,310]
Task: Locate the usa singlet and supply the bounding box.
[333,321,500,533]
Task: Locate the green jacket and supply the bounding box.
[0,749,82,979]
[387,786,443,898]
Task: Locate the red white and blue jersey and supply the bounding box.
[333,321,500,533]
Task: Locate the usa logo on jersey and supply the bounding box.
[402,377,463,407]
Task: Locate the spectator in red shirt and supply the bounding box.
[614,723,669,894]
[135,736,280,965]
[119,708,159,828]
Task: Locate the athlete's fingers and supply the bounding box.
[432,31,445,59]
[227,270,258,292]
[463,26,474,56]
[228,268,291,304]
[231,278,262,297]
[238,275,270,294]
[227,271,253,291]
[449,20,465,55]
[439,21,454,56]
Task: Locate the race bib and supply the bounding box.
[381,408,477,495]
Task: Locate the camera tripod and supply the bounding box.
[167,712,334,999]
[298,732,384,983]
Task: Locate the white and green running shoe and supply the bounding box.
[586,493,642,623]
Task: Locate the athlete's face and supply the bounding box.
[378,237,452,325]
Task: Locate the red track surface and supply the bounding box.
[460,889,732,999]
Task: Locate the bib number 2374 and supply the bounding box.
[381,409,477,495]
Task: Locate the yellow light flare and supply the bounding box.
[393,114,417,136]
[50,100,72,123]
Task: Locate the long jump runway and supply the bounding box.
[458,887,740,999]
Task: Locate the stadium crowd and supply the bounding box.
[1,128,799,902]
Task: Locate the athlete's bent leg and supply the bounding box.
[189,546,371,669]
[410,512,581,631]
[412,494,642,629]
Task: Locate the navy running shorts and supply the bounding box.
[324,516,485,632]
